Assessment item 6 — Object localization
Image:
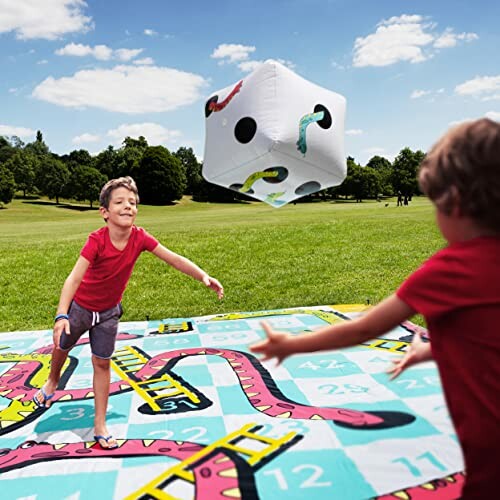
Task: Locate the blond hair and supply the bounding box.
[99,176,139,208]
[419,118,500,231]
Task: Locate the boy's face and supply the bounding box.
[99,187,138,228]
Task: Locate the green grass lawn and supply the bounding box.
[0,196,444,332]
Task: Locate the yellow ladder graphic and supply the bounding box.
[125,423,297,500]
[111,346,199,411]
[361,338,409,353]
[158,321,192,334]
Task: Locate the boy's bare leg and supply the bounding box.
[34,347,69,407]
[92,355,117,448]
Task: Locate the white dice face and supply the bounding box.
[202,60,347,207]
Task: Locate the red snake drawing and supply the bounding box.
[1,341,415,431]
[0,438,259,500]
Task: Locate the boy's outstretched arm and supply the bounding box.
[54,256,90,345]
[250,294,415,364]
[151,244,224,299]
[387,332,433,379]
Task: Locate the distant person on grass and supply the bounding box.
[34,176,224,450]
[251,118,500,498]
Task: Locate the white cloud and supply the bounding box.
[346,129,363,135]
[133,57,154,66]
[237,58,295,73]
[450,111,500,126]
[55,43,143,62]
[72,133,100,144]
[32,65,208,113]
[211,43,256,64]
[115,48,143,62]
[486,111,500,121]
[353,15,432,67]
[107,123,182,146]
[455,75,500,101]
[144,28,157,36]
[211,45,294,74]
[56,43,112,60]
[0,124,36,138]
[353,14,477,68]
[0,0,93,40]
[237,60,263,72]
[410,89,431,99]
[37,59,49,65]
[433,29,478,49]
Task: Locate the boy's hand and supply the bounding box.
[387,332,432,379]
[53,319,70,348]
[249,321,293,365]
[203,275,224,300]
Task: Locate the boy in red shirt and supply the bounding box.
[250,118,500,498]
[34,176,224,450]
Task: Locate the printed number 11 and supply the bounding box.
[392,452,446,477]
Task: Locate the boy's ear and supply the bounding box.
[99,206,108,219]
[448,186,462,217]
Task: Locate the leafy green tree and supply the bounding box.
[0,136,17,164]
[115,147,143,178]
[366,155,391,170]
[24,130,51,187]
[9,136,25,149]
[65,149,95,171]
[5,150,37,197]
[72,166,107,207]
[331,157,381,201]
[391,148,425,198]
[174,147,202,195]
[24,130,50,159]
[135,146,186,204]
[94,146,118,179]
[0,163,16,204]
[361,166,382,200]
[36,157,70,204]
[123,136,149,151]
[366,155,393,196]
[112,136,149,178]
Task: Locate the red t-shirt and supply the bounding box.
[74,225,159,311]
[397,236,500,498]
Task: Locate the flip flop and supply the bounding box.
[94,435,119,450]
[33,388,55,409]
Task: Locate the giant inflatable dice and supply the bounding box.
[202,60,347,207]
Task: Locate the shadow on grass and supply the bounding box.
[57,205,97,212]
[22,200,98,211]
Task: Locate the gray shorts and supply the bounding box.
[59,301,123,359]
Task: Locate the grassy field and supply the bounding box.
[0,196,444,332]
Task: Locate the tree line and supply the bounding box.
[0,131,425,207]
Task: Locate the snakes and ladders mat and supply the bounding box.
[0,305,464,500]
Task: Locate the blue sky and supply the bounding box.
[1,0,499,165]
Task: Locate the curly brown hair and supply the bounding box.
[419,118,500,232]
[99,176,139,209]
